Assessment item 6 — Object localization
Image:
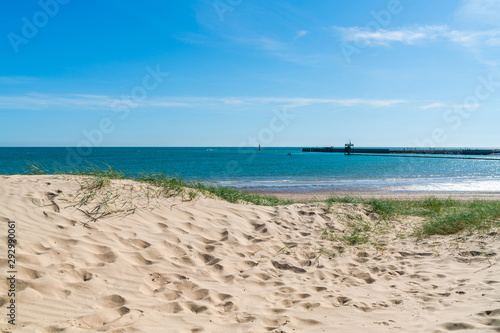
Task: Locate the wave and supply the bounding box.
[218,177,500,193]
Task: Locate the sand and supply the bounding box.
[0,175,499,332]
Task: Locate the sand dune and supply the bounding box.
[1,175,499,332]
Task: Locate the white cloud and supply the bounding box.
[335,25,500,47]
[335,25,447,45]
[0,94,406,111]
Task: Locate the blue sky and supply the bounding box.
[1,0,500,147]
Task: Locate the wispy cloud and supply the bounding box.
[0,93,111,110]
[231,36,288,52]
[447,29,500,47]
[243,97,406,108]
[335,25,446,45]
[294,30,309,40]
[420,103,450,110]
[230,35,331,66]
[420,101,481,110]
[108,96,407,110]
[0,93,407,111]
[335,25,500,47]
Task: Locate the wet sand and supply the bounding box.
[247,190,500,203]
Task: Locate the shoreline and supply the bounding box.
[5,173,500,202]
[244,189,500,202]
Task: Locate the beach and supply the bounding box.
[1,174,499,332]
[5,0,500,332]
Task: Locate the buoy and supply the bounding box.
[259,144,261,151]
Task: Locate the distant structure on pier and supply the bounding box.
[302,142,500,156]
[344,140,354,155]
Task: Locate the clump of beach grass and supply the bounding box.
[326,196,500,237]
[21,163,500,238]
[26,163,292,208]
[418,200,500,236]
[24,162,50,175]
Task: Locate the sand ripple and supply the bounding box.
[0,175,499,332]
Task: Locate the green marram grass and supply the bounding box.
[326,196,500,236]
[22,163,500,236]
[24,163,293,207]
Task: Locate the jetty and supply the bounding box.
[302,142,500,156]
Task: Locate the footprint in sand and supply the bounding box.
[272,261,306,274]
[185,301,209,314]
[94,250,117,264]
[216,293,233,301]
[164,290,182,301]
[198,252,221,266]
[353,271,376,284]
[130,239,151,249]
[301,302,321,311]
[441,322,476,330]
[475,309,500,328]
[236,313,257,323]
[77,307,131,329]
[184,288,210,301]
[159,302,183,313]
[337,296,352,306]
[98,295,126,308]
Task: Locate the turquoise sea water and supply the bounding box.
[1,147,500,193]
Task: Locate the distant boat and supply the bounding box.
[287,153,292,156]
[259,144,261,151]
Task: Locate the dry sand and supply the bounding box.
[0,175,499,332]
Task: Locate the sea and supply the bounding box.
[1,147,500,193]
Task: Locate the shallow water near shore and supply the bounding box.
[1,147,500,193]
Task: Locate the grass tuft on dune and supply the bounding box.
[326,196,500,236]
[22,162,500,237]
[24,162,293,206]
